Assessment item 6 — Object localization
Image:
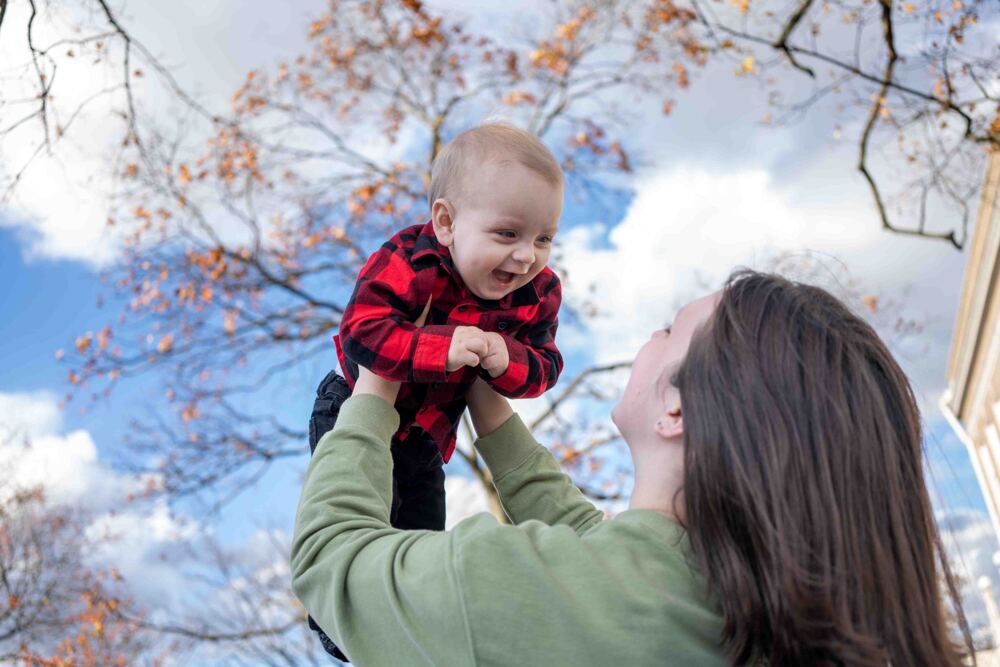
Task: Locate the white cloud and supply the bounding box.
[445,474,492,529]
[560,167,855,362]
[0,391,161,511]
[938,509,1000,642]
[557,161,966,407]
[84,500,202,610]
[0,390,63,437]
[0,0,326,267]
[0,1,138,266]
[0,390,197,610]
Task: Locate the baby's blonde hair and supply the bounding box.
[428,123,564,209]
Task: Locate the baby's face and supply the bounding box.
[436,161,562,301]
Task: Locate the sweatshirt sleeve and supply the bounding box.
[487,274,563,398]
[289,395,717,666]
[289,394,478,665]
[340,245,458,383]
[473,412,605,533]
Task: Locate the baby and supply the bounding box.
[306,122,565,660]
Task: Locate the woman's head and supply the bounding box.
[611,290,719,451]
[666,270,970,666]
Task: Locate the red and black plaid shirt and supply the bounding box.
[334,221,563,461]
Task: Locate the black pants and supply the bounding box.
[306,370,446,662]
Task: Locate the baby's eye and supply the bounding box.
[537,236,553,245]
[495,230,517,239]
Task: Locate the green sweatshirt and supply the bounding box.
[290,394,726,666]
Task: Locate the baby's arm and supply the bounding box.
[341,248,483,382]
[484,275,563,399]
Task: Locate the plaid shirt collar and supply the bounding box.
[410,221,542,309]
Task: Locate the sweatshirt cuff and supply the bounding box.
[328,394,400,448]
[473,413,541,481]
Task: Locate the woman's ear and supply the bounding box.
[431,198,456,246]
[655,406,683,440]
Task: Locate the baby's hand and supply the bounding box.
[480,332,509,378]
[447,326,489,372]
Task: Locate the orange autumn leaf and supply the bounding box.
[178,164,192,185]
[862,295,878,313]
[673,62,689,88]
[502,90,537,106]
[224,311,237,337]
[97,326,112,351]
[181,402,200,421]
[355,184,378,201]
[75,334,93,354]
[157,334,174,354]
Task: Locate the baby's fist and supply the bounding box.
[447,326,488,372]
[480,332,510,378]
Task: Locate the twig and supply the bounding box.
[774,0,816,78]
[856,1,961,249]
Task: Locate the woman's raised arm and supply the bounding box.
[465,378,604,534]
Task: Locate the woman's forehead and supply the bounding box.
[675,291,721,331]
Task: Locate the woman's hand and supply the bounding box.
[354,297,433,405]
[465,377,514,439]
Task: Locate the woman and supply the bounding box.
[290,270,972,666]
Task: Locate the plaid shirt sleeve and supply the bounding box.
[487,273,563,399]
[340,244,457,384]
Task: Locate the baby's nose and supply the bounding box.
[512,246,535,264]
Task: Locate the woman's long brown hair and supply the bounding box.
[675,270,974,666]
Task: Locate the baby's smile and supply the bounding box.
[490,269,517,289]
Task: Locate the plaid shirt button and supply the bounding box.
[498,321,508,330]
[457,305,468,312]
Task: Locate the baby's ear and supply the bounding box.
[431,199,455,246]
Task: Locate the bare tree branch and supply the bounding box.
[774,0,817,78]
[857,0,961,249]
[123,615,301,643]
[529,361,631,432]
